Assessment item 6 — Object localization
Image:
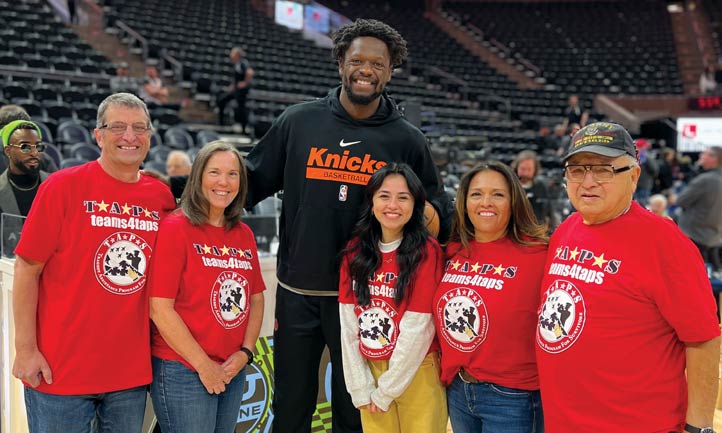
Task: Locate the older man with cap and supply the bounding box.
[536,122,720,433]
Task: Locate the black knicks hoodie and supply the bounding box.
[245,86,451,295]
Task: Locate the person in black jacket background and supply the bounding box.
[244,18,452,433]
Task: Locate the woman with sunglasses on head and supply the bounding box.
[434,161,548,433]
[339,162,447,433]
[146,141,265,433]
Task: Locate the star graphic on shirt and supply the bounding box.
[144,208,152,218]
[97,200,109,212]
[202,244,212,254]
[493,264,505,275]
[592,253,608,268]
[555,247,563,258]
[569,247,580,260]
[122,203,132,214]
[470,262,481,273]
[451,260,461,270]
[220,245,230,256]
[376,272,384,282]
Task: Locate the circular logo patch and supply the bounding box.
[357,299,397,358]
[94,232,151,295]
[211,271,249,329]
[437,287,489,352]
[537,279,587,353]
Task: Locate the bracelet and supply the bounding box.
[240,347,254,365]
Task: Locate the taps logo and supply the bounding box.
[306,147,386,186]
[210,271,250,329]
[436,287,489,352]
[94,232,151,295]
[537,279,587,354]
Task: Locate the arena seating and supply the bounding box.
[446,1,684,96]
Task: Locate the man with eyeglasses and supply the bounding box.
[0,120,50,217]
[536,122,720,433]
[11,92,176,433]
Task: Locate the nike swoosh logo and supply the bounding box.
[339,139,361,147]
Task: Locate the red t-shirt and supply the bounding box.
[434,237,546,389]
[148,213,266,369]
[339,238,442,360]
[15,161,176,394]
[536,202,721,433]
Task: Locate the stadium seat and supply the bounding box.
[163,127,193,150]
[69,142,101,161]
[196,130,220,145]
[57,120,92,145]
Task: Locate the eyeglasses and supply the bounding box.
[99,122,152,135]
[6,143,46,153]
[564,164,635,183]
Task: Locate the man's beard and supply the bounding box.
[343,74,384,106]
[13,156,41,176]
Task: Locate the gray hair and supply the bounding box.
[230,46,245,57]
[706,146,722,166]
[96,93,151,128]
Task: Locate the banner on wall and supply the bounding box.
[235,336,333,433]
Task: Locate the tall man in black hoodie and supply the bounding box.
[244,19,452,433]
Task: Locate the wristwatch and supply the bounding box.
[239,347,254,365]
[685,423,715,433]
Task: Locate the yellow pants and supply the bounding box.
[361,352,448,433]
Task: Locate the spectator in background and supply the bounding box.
[217,47,253,134]
[0,105,57,174]
[699,65,717,95]
[0,120,51,258]
[109,62,139,95]
[11,93,176,433]
[0,120,50,217]
[632,139,658,207]
[656,147,682,194]
[551,124,570,156]
[538,122,720,432]
[561,95,588,131]
[511,150,554,229]
[166,150,192,177]
[140,65,170,107]
[648,194,671,219]
[676,146,722,271]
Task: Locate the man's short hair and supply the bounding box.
[96,93,151,129]
[331,19,408,67]
[706,146,722,166]
[0,105,31,129]
[230,46,245,57]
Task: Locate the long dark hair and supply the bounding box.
[450,161,548,256]
[343,163,428,306]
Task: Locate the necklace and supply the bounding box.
[8,176,40,192]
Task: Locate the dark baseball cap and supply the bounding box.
[564,122,637,161]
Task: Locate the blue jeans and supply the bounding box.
[447,374,544,433]
[24,385,147,433]
[150,357,246,433]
